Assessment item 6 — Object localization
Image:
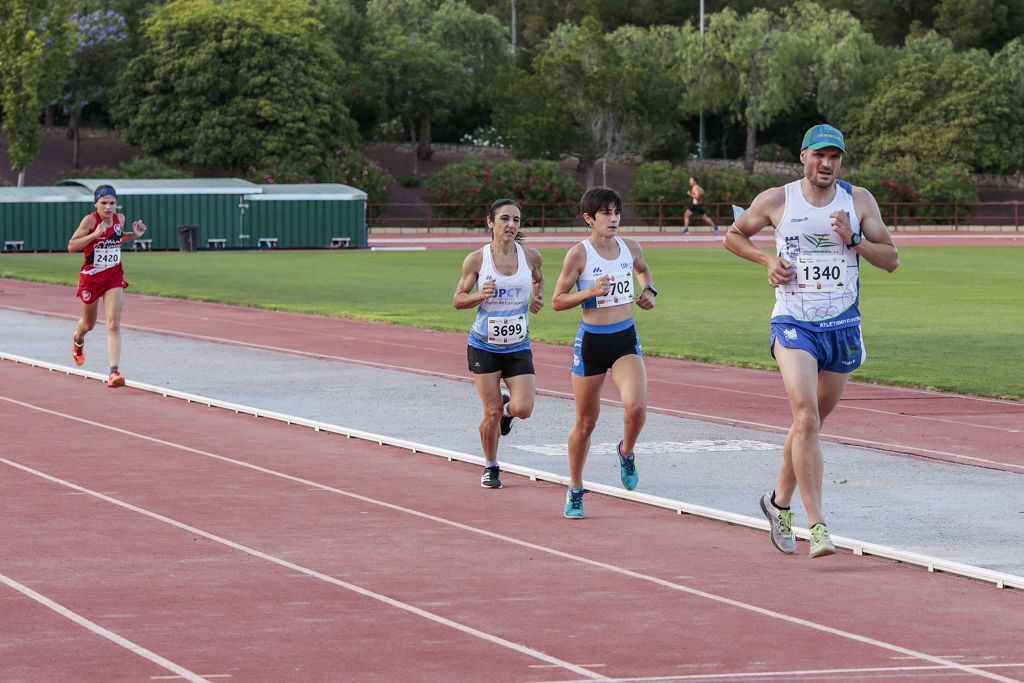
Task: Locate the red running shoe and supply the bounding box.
[107,370,125,388]
[72,337,85,366]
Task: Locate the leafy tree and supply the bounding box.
[853,32,1011,172]
[687,7,809,173]
[990,38,1024,174]
[784,1,891,141]
[0,0,74,186]
[494,18,689,188]
[932,0,1024,52]
[815,0,939,47]
[111,0,358,173]
[365,0,509,170]
[62,9,130,168]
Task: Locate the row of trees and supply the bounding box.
[2,0,1023,189]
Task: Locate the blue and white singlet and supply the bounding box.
[468,243,533,353]
[576,237,635,310]
[773,180,862,331]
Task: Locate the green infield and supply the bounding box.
[1,246,1020,399]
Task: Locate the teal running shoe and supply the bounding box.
[617,441,638,491]
[809,523,836,558]
[564,487,585,519]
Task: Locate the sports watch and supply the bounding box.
[846,232,862,249]
[642,284,658,297]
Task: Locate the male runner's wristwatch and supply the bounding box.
[846,232,862,249]
[642,284,658,297]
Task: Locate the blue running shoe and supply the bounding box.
[564,487,585,519]
[617,441,638,490]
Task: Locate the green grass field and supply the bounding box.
[1,246,1021,399]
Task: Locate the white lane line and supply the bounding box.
[0,402,1016,682]
[0,461,606,681]
[534,661,1024,682]
[0,572,209,683]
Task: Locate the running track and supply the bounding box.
[2,278,1021,472]
[2,360,1023,682]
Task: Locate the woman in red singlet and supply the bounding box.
[67,184,148,387]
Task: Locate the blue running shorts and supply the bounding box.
[770,323,866,373]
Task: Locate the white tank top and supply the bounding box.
[468,243,533,352]
[576,237,635,309]
[772,180,862,330]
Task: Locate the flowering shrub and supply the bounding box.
[425,160,582,226]
[844,163,977,223]
[631,162,780,219]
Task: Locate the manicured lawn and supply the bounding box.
[2,246,1021,399]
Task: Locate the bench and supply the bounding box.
[3,240,25,252]
[258,237,278,249]
[207,238,227,250]
[331,237,351,249]
[132,239,152,251]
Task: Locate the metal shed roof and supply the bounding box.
[57,178,260,195]
[245,183,368,201]
[0,186,93,203]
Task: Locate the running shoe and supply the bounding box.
[760,492,796,554]
[72,337,85,366]
[480,465,502,489]
[499,393,514,436]
[564,487,585,519]
[809,523,836,558]
[107,370,125,388]
[617,440,638,491]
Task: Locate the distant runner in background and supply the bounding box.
[68,184,148,388]
[724,124,899,558]
[453,199,545,489]
[682,176,719,235]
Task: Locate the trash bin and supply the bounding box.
[177,225,199,252]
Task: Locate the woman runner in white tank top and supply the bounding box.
[550,187,659,519]
[453,199,545,490]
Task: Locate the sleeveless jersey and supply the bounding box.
[772,180,861,330]
[468,243,533,352]
[576,237,635,309]
[81,212,124,277]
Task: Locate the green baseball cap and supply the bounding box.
[801,124,846,153]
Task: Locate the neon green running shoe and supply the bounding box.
[760,492,796,554]
[564,487,585,519]
[809,522,836,558]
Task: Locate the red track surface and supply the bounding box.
[367,230,1024,250]
[2,278,1021,472]
[2,361,1023,682]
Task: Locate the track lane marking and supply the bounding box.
[0,397,1018,682]
[0,458,606,681]
[0,572,209,683]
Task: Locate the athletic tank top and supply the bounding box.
[772,180,861,330]
[576,237,635,309]
[81,212,124,276]
[468,243,533,352]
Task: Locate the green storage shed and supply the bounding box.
[242,184,368,249]
[58,178,260,250]
[0,186,95,252]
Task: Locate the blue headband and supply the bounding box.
[94,187,117,201]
